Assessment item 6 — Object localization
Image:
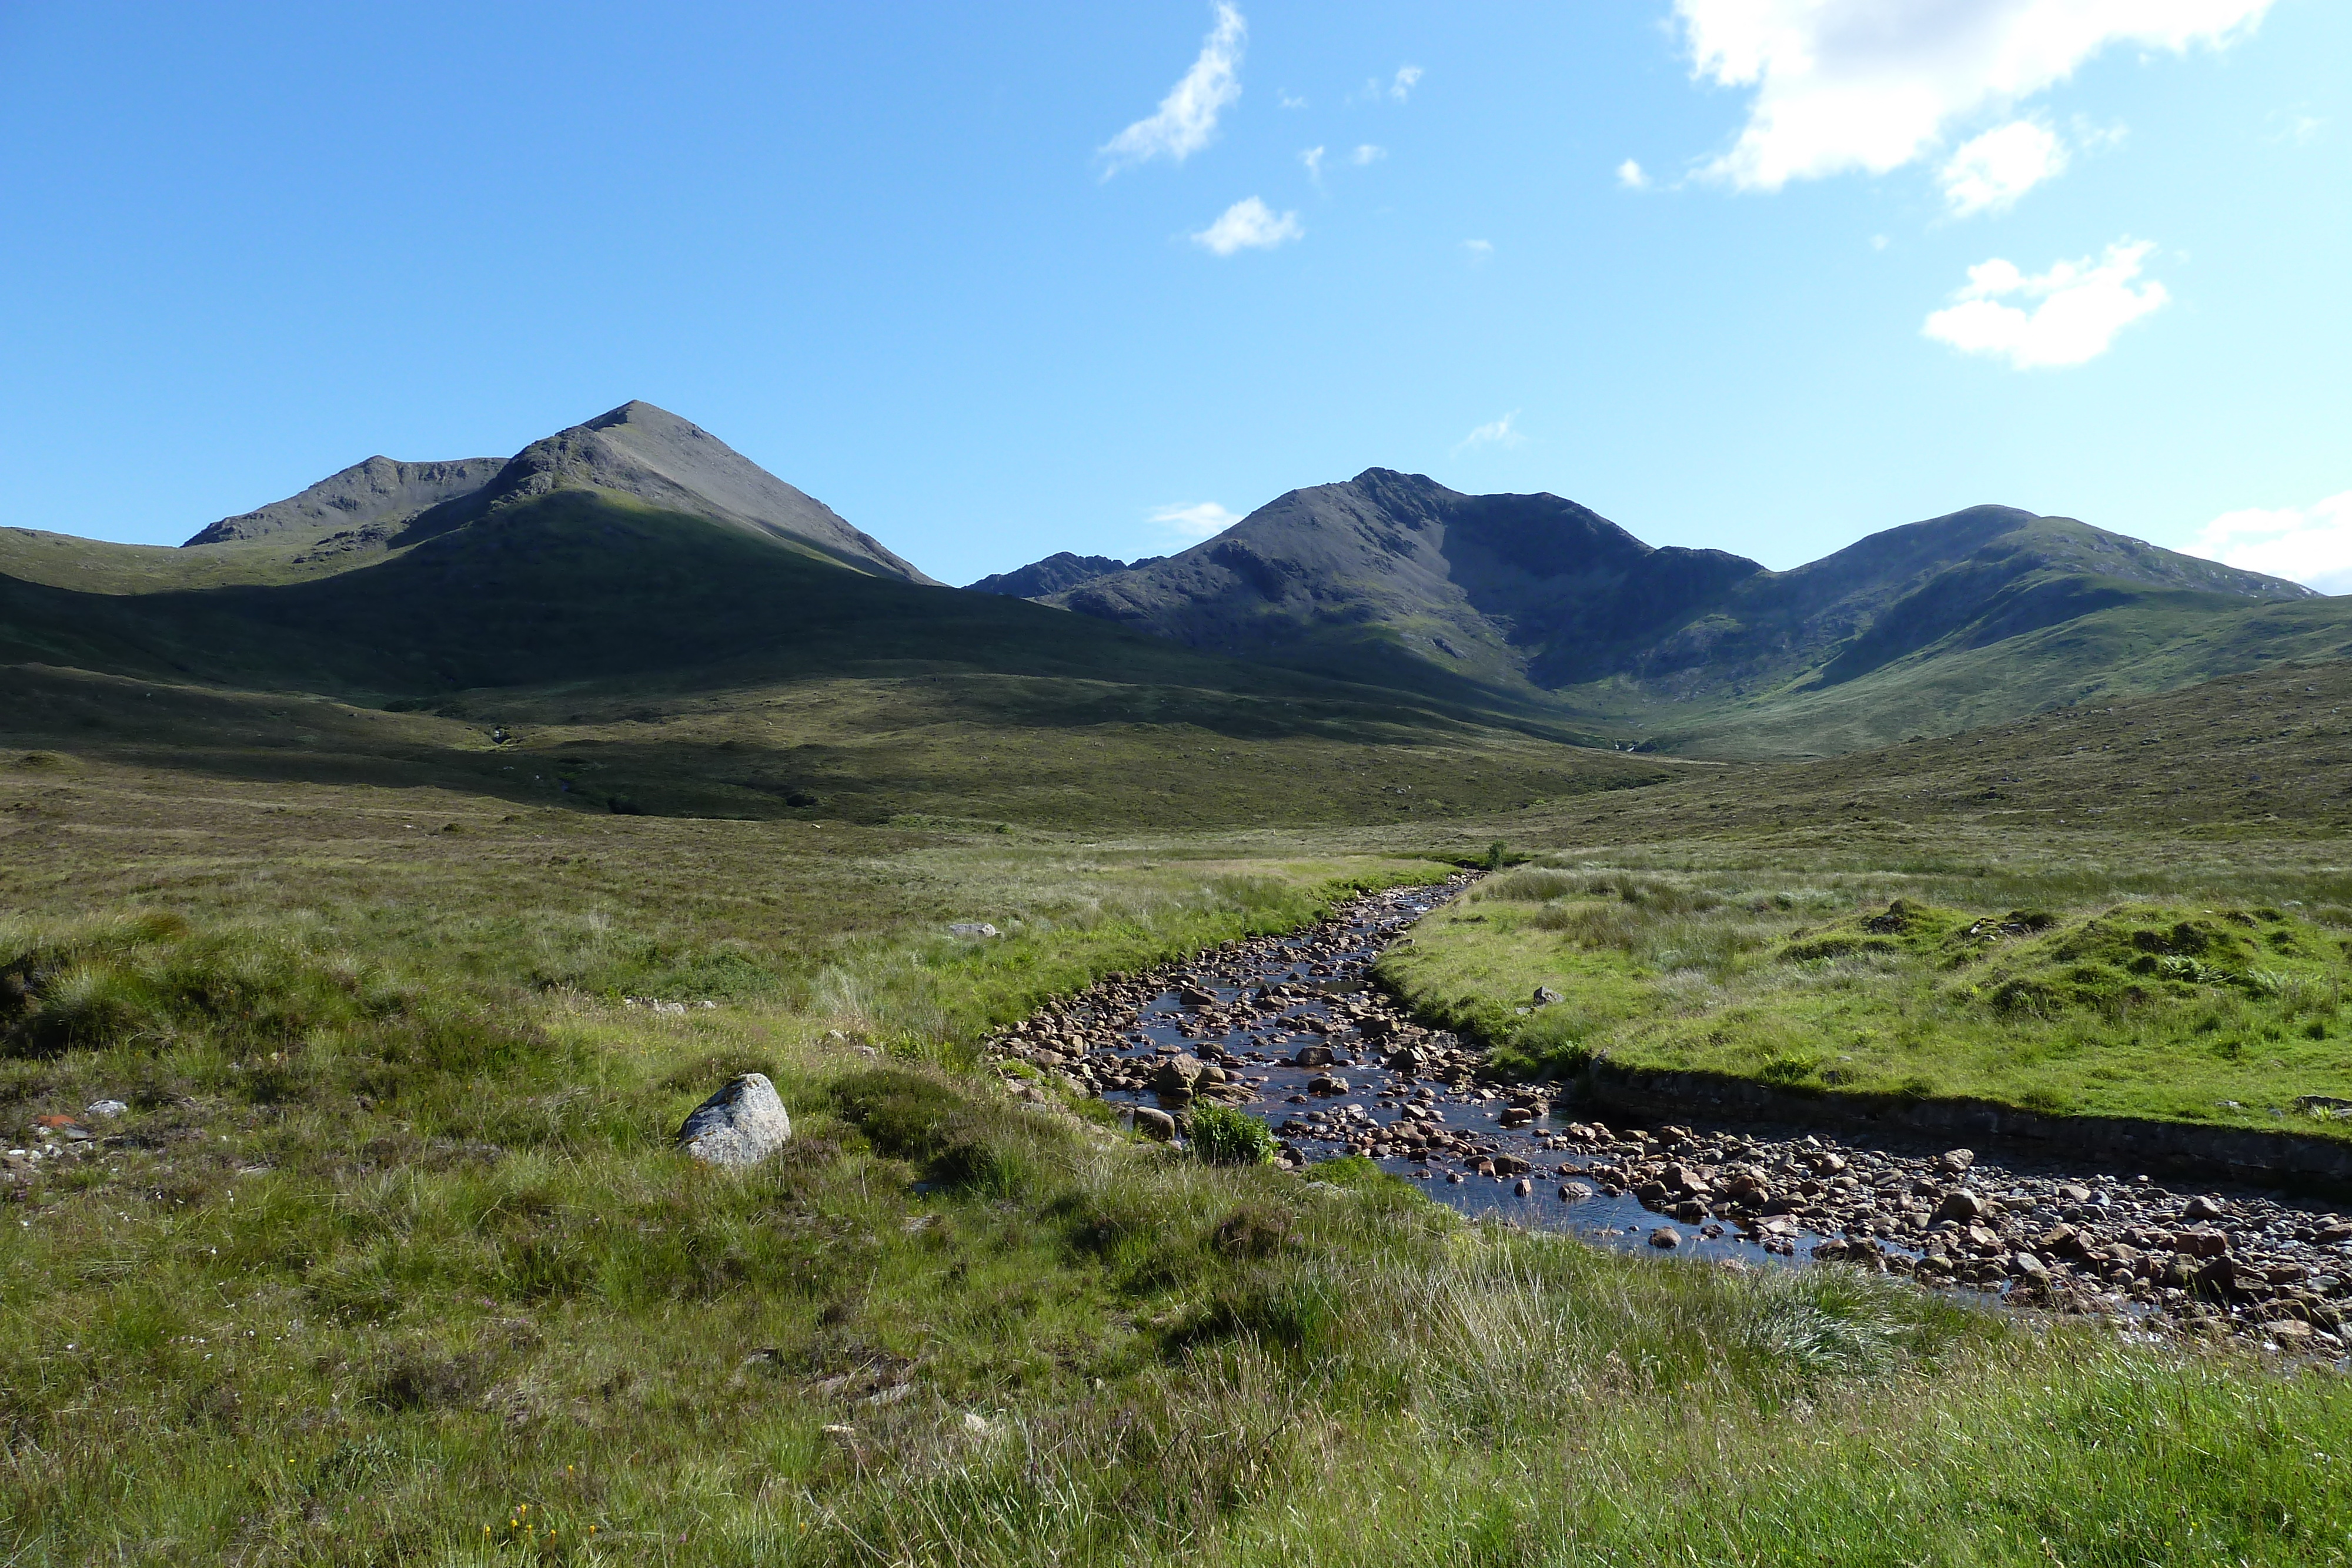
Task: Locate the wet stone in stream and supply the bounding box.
[983,877,2352,1352]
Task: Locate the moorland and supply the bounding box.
[6,402,2352,1564]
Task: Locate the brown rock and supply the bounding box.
[1154,1055,1207,1093]
[1936,1189,1987,1223]
[2173,1228,2229,1258]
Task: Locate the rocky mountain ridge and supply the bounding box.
[1008,471,2316,737]
[180,400,933,584]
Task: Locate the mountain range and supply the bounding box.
[3,402,2346,768]
[1007,470,2342,754]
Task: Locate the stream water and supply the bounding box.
[991,876,2352,1345]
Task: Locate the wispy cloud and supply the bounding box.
[1451,410,1524,455]
[1192,196,1304,256]
[1675,0,2271,191]
[1279,92,1307,110]
[1391,65,1423,101]
[2182,490,2352,594]
[1098,4,1247,178]
[2269,107,2324,145]
[1352,143,1386,166]
[1616,158,1649,189]
[1300,145,1326,182]
[1938,119,2068,216]
[1922,239,2168,369]
[1151,501,1243,541]
[1462,238,1494,262]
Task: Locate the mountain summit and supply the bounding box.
[182,400,933,584]
[1019,468,2324,747]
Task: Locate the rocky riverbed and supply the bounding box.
[984,877,2352,1351]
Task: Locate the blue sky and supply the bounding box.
[2,1,2346,588]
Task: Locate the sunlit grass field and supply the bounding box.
[1385,860,2352,1132]
[6,661,2352,1563]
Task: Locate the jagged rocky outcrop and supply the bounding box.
[966,551,1160,599]
[186,456,506,548]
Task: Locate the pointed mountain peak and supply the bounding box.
[477,403,936,583]
[582,399,693,434]
[183,403,936,584]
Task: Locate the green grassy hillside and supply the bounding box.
[1632,579,2352,758]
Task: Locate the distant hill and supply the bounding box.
[381,401,935,583]
[1027,469,2328,750]
[10,429,2344,767]
[966,551,1161,599]
[4,401,936,596]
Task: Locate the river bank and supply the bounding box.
[985,878,2352,1350]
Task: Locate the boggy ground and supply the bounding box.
[988,881,2352,1351]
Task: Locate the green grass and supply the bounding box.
[1384,864,2352,1131]
[11,643,2352,1559]
[11,912,2352,1564]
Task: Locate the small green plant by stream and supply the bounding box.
[1382,863,2352,1129]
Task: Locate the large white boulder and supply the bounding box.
[676,1073,793,1166]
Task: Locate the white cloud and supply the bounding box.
[1452,410,1524,455]
[1352,143,1386,166]
[1675,0,2272,191]
[1462,238,1494,262]
[2271,108,2324,145]
[1870,233,1890,250]
[1279,92,1307,110]
[1939,119,2069,215]
[1191,196,1304,256]
[1391,65,1423,101]
[2071,115,2130,153]
[1301,145,1326,182]
[1098,4,1246,177]
[2182,492,2352,594]
[1922,239,2167,369]
[1151,502,1243,541]
[1616,158,1649,189]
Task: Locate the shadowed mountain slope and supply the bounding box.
[1051,470,1762,704]
[386,401,934,583]
[1034,470,2325,748]
[2,492,1234,696]
[967,552,1160,598]
[5,402,936,594]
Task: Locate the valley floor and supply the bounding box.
[6,667,2352,1564]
